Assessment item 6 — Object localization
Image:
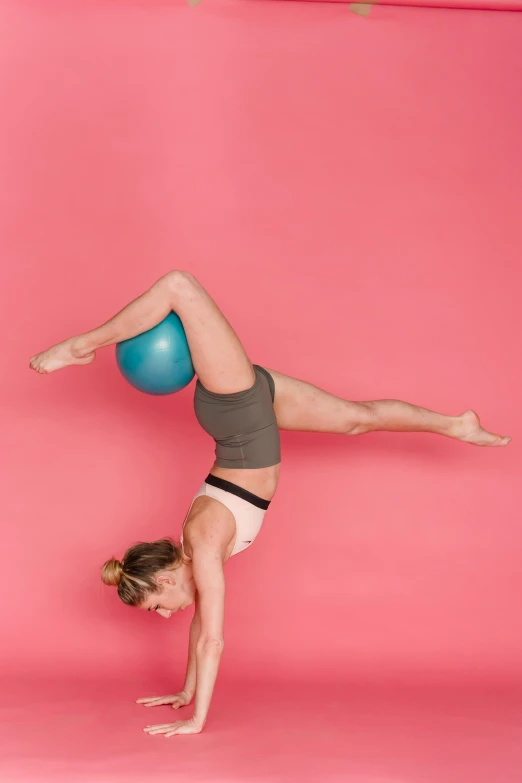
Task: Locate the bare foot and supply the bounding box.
[29,338,96,374]
[455,410,511,447]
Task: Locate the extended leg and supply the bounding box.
[30,271,255,394]
[266,368,511,447]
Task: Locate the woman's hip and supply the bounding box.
[193,365,281,470]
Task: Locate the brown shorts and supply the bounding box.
[193,365,281,469]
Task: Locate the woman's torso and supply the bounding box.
[211,463,280,501]
[182,463,280,563]
[184,365,281,563]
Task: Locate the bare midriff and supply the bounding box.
[209,462,280,502]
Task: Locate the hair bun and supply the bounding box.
[101,558,124,586]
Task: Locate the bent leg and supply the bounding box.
[266,368,511,447]
[30,271,255,394]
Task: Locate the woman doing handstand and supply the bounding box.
[29,271,511,736]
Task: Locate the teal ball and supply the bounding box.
[115,313,195,395]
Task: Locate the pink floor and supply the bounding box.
[2,677,522,782]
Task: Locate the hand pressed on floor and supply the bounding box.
[136,691,193,710]
[143,717,203,737]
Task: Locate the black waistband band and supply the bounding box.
[204,474,271,511]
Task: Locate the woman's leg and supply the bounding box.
[266,368,511,447]
[30,271,255,394]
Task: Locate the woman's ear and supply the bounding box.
[155,573,176,587]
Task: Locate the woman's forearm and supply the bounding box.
[183,609,201,698]
[192,641,224,728]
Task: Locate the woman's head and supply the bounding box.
[101,538,195,617]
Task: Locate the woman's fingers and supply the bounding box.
[143,718,201,737]
[136,692,189,713]
[143,723,174,734]
[136,695,173,706]
[144,700,172,707]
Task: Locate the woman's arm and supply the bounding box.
[143,530,226,737]
[191,544,226,729]
[182,596,201,700]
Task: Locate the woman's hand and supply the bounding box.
[143,717,203,737]
[136,690,193,710]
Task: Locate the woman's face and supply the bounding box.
[140,567,196,618]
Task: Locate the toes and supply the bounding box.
[491,433,507,445]
[488,434,511,447]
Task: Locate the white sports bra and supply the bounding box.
[180,477,269,558]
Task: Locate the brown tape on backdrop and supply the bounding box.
[349,1,379,14]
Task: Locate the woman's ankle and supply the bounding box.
[71,335,95,358]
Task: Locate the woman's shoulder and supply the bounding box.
[183,495,236,553]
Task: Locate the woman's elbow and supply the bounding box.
[197,637,224,653]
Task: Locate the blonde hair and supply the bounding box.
[101,538,182,606]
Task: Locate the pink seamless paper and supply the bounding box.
[1,1,521,781]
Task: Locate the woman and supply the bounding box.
[29,271,511,737]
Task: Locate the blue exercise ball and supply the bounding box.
[116,313,195,395]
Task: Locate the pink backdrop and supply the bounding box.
[1,0,522,781]
[279,0,522,11]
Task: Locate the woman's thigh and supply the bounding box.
[265,368,355,434]
[171,273,255,394]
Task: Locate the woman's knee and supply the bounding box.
[344,401,376,435]
[160,270,199,300]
